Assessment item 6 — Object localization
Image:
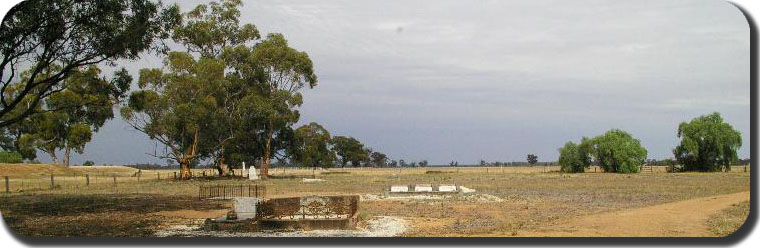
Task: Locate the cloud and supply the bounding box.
[39,0,749,165]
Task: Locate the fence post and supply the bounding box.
[137,170,141,182]
[203,170,206,177]
[86,174,90,187]
[113,175,117,187]
[4,176,8,194]
[50,175,54,190]
[173,172,177,180]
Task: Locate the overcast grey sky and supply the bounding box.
[35,0,750,165]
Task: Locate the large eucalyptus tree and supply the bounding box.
[0,0,179,127]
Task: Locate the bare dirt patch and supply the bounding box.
[153,216,406,237]
[511,191,751,237]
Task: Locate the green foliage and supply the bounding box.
[291,122,336,168]
[121,52,221,171]
[0,151,23,163]
[558,142,588,173]
[172,0,259,57]
[527,154,538,164]
[0,0,180,127]
[83,160,95,166]
[370,151,389,167]
[674,112,741,172]
[419,160,429,167]
[331,136,369,167]
[16,66,127,165]
[589,129,648,173]
[559,130,647,173]
[1,123,37,160]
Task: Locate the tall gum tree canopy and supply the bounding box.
[222,33,317,178]
[331,136,369,167]
[171,0,261,177]
[18,66,130,166]
[291,122,336,168]
[674,112,741,172]
[172,0,259,58]
[0,0,180,127]
[121,52,222,179]
[589,129,648,173]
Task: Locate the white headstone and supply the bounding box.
[438,184,457,192]
[414,184,433,192]
[390,185,409,192]
[249,165,259,180]
[242,162,247,177]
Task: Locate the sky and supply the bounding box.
[21,0,750,165]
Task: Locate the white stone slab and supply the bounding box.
[233,197,260,220]
[438,185,457,192]
[414,184,433,192]
[459,186,476,193]
[390,185,409,192]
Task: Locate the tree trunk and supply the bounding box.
[49,151,59,165]
[63,146,71,166]
[178,128,200,180]
[261,128,273,179]
[216,150,232,177]
[179,158,192,180]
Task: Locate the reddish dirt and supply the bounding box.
[508,191,750,237]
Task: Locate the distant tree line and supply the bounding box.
[558,112,742,173]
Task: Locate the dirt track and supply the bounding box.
[511,191,750,237]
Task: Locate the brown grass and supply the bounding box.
[706,200,750,237]
[0,164,751,237]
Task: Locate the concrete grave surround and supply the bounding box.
[438,184,457,192]
[390,185,409,192]
[414,184,433,192]
[233,197,261,220]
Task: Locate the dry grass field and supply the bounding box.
[0,164,751,237]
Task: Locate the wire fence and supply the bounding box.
[0,169,247,195]
[2,165,750,195]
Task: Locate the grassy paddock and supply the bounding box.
[0,165,751,237]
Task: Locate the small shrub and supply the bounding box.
[666,163,681,173]
[83,160,95,166]
[0,151,24,163]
